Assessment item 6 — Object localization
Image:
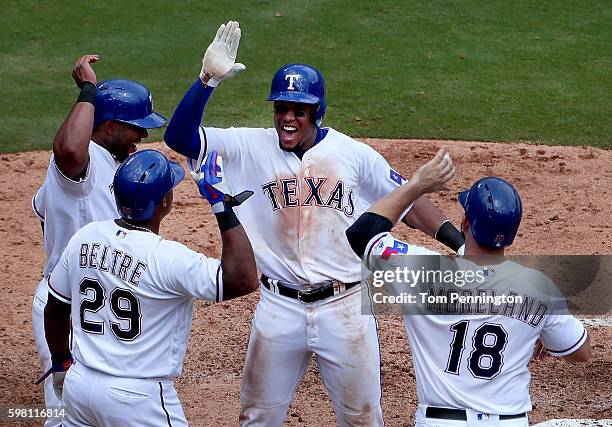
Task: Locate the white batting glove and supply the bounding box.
[52,371,67,400]
[200,21,246,87]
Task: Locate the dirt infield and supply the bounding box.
[1,139,610,426]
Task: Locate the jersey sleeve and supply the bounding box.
[49,151,97,198]
[540,314,588,357]
[48,244,72,303]
[32,185,46,221]
[164,242,224,302]
[360,151,413,218]
[198,127,242,164]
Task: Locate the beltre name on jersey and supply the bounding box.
[78,240,147,287]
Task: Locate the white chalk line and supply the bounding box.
[532,419,612,426]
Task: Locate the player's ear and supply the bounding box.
[161,190,173,211]
[102,120,118,136]
[461,215,470,236]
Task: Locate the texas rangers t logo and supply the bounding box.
[285,74,300,90]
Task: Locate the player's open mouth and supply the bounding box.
[283,126,297,133]
[129,144,137,154]
[280,126,298,144]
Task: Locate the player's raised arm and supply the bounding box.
[164,21,245,160]
[403,195,463,250]
[401,188,464,252]
[374,150,455,223]
[347,150,455,257]
[52,55,99,179]
[191,151,258,299]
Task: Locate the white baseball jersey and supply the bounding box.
[362,232,587,415]
[32,181,46,222]
[35,142,119,277]
[195,126,407,284]
[48,219,223,378]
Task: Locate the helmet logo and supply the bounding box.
[494,234,505,246]
[285,74,300,90]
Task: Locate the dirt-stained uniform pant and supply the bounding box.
[239,284,383,427]
[62,362,188,427]
[32,277,62,427]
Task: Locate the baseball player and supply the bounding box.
[163,21,465,425]
[42,149,258,426]
[31,54,166,426]
[346,150,592,426]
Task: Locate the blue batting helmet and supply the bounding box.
[458,177,522,248]
[113,150,184,221]
[267,64,326,125]
[94,79,167,130]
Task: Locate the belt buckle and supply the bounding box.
[297,286,324,304]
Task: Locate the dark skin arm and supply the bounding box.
[218,220,259,300]
[52,55,99,180]
[44,293,71,360]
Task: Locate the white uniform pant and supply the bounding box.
[239,284,383,427]
[62,362,188,427]
[415,405,529,427]
[32,277,62,427]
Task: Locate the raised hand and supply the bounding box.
[412,149,455,195]
[72,54,99,87]
[200,21,246,87]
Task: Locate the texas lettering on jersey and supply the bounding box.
[261,177,355,217]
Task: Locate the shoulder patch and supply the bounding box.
[389,169,406,186]
[381,239,409,260]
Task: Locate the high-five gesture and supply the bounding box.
[411,149,455,195]
[200,21,246,87]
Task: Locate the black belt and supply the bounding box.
[426,407,526,421]
[260,274,360,303]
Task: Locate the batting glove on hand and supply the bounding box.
[200,21,246,87]
[35,355,73,400]
[189,151,253,213]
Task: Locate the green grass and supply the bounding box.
[1,0,610,153]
